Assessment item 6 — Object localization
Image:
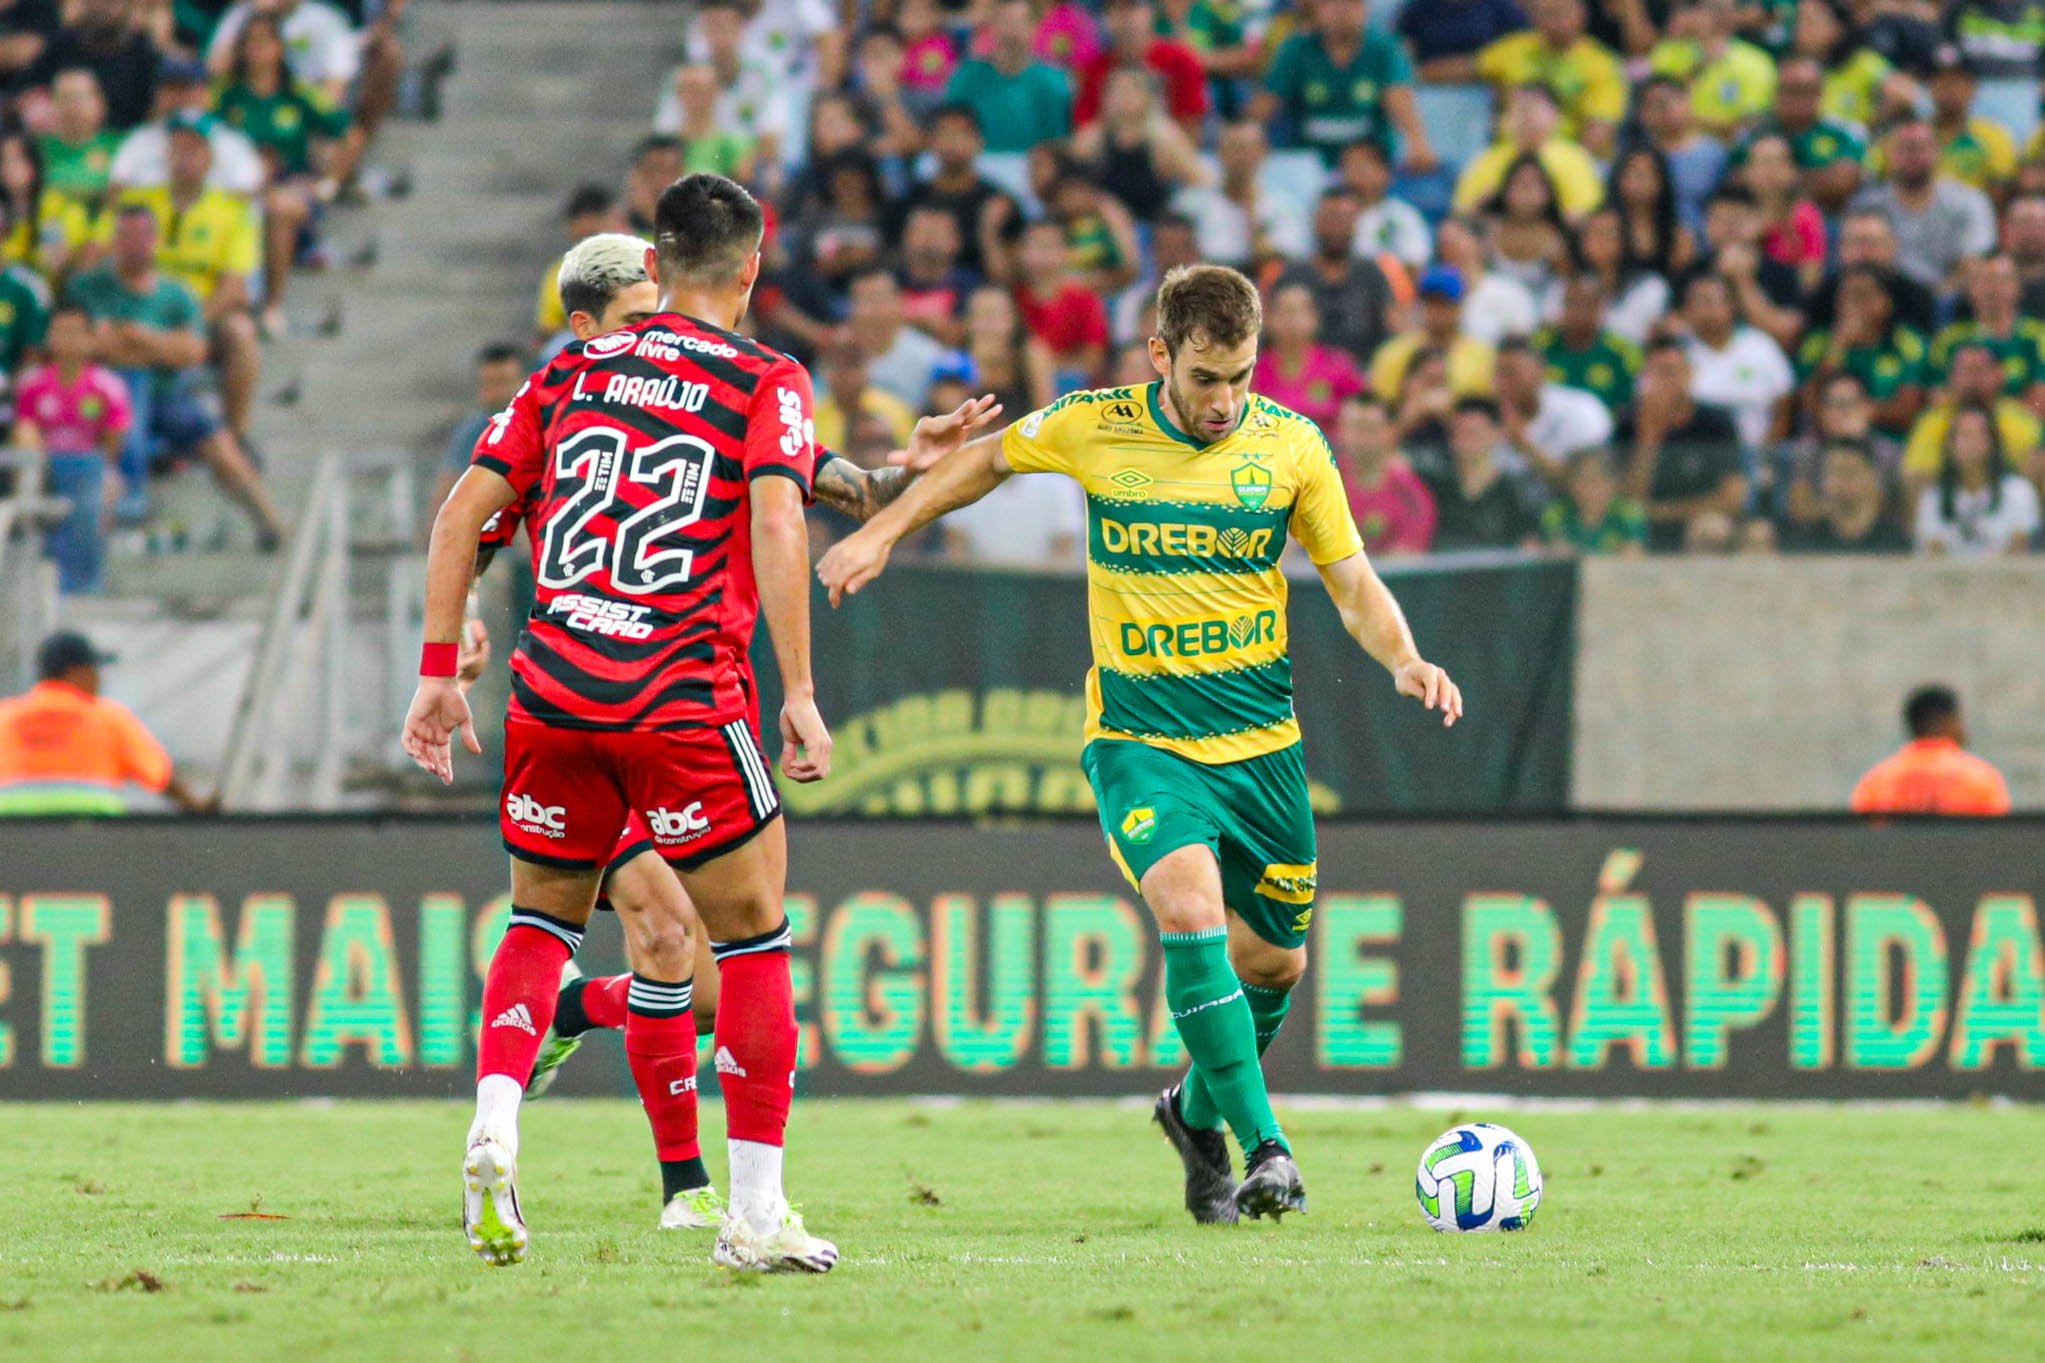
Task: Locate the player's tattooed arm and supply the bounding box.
[811,397,1006,524]
[812,452,914,523]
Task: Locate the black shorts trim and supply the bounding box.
[504,839,602,871]
[661,807,781,872]
[606,837,655,873]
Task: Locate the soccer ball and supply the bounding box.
[1415,1122,1542,1232]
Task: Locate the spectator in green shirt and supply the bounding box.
[0,257,49,390]
[1542,447,1648,554]
[943,0,1073,154]
[1249,0,1436,170]
[1795,263,1929,438]
[64,203,283,545]
[39,67,122,214]
[212,13,358,337]
[1533,274,1641,414]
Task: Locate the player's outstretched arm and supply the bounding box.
[1316,551,1464,727]
[753,473,832,784]
[812,395,1004,522]
[401,466,517,782]
[816,426,1015,606]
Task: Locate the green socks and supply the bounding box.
[1160,929,1286,1154]
[1180,980,1291,1138]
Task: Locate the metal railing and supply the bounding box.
[0,449,67,691]
[215,450,421,810]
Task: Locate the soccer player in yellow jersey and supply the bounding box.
[819,265,1462,1223]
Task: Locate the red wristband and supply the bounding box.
[420,642,458,677]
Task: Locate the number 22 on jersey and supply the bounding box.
[535,424,715,595]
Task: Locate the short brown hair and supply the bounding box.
[1155,264,1261,357]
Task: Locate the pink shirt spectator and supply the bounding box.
[16,364,132,457]
[903,33,960,94]
[1255,346,1365,435]
[1344,460,1437,555]
[969,3,1103,68]
[1762,200,1826,269]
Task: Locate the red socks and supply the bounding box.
[475,910,582,1085]
[711,921,797,1147]
[583,974,630,1030]
[624,976,701,1163]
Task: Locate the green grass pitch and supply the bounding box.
[4,1098,2044,1361]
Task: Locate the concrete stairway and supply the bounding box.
[70,1,684,779]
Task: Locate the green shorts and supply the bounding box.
[1081,737,1318,949]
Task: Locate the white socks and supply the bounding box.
[728,1139,786,1234]
[469,1074,524,1153]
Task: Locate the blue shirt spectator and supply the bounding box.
[1398,0,1527,76]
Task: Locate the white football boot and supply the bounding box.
[461,1130,528,1265]
[712,1207,839,1273]
[659,1184,730,1230]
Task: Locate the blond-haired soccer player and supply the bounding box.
[819,264,1462,1224]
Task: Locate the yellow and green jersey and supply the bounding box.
[1000,382,1363,766]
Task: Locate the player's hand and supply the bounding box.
[889,394,1004,471]
[401,676,481,784]
[455,618,490,692]
[1394,657,1463,727]
[817,528,892,608]
[779,694,833,782]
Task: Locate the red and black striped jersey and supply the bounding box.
[469,311,817,732]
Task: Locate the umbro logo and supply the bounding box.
[490,1003,537,1036]
[714,1045,747,1078]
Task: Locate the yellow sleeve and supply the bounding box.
[1472,36,1512,88]
[2005,406,2042,463]
[1581,47,1628,123]
[1901,409,1944,476]
[1369,335,1411,401]
[1288,427,1364,565]
[1982,121,2018,181]
[1452,147,1504,215]
[1000,393,1091,477]
[537,267,564,334]
[225,201,259,277]
[1551,145,1604,217]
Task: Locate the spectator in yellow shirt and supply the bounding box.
[116,113,261,443]
[1370,266,1498,399]
[1922,46,2017,195]
[1648,0,1777,138]
[1453,85,1606,220]
[812,338,917,453]
[1902,341,2042,490]
[1473,0,1627,158]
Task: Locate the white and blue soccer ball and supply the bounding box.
[1415,1122,1542,1232]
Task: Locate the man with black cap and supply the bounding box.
[0,631,212,814]
[1921,45,2017,196]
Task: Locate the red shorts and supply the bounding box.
[500,717,782,871]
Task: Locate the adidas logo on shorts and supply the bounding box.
[491,1003,537,1036]
[714,1045,747,1078]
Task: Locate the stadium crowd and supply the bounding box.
[483,0,2045,567]
[1,0,409,594]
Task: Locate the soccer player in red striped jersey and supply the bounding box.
[458,230,999,1236]
[405,174,840,1273]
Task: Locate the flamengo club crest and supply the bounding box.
[1232,463,1272,509]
